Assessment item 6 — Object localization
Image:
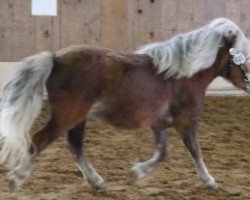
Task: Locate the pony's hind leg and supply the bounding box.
[131,127,169,181]
[67,121,106,189]
[178,122,217,189]
[7,98,90,192]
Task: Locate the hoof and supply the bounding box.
[206,182,219,190]
[94,180,107,190]
[87,176,107,190]
[128,170,137,184]
[130,160,152,182]
[128,170,143,184]
[201,176,218,190]
[129,165,147,184]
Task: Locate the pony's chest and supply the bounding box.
[168,94,204,128]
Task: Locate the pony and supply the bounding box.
[0,18,249,192]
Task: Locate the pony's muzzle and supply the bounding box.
[246,84,250,94]
[245,74,250,93]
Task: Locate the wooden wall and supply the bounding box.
[0,0,250,61]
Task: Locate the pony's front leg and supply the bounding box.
[67,121,106,189]
[131,127,169,181]
[178,122,217,189]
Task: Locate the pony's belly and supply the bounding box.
[88,102,160,129]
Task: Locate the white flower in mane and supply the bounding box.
[136,18,250,78]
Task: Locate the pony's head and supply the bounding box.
[224,60,250,94]
[221,41,250,93]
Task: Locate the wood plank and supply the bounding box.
[60,0,100,48]
[205,0,226,21]
[160,0,178,40]
[75,0,101,47]
[176,0,194,33]
[48,15,61,52]
[127,0,140,51]
[12,0,35,61]
[35,17,56,52]
[0,0,14,61]
[100,0,128,51]
[60,0,83,47]
[192,0,206,27]
[225,0,241,25]
[240,0,250,37]
[34,0,61,53]
[132,0,163,48]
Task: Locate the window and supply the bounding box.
[31,0,57,16]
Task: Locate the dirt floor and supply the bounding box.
[0,97,249,200]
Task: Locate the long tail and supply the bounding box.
[0,52,54,169]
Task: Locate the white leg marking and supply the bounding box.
[131,150,160,180]
[76,157,106,189]
[196,158,217,189]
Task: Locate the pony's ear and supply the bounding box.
[223,31,237,48]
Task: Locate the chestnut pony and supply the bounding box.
[0,18,250,192]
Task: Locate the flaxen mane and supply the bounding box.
[136,18,250,78]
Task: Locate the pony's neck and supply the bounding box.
[192,45,231,91]
[193,67,220,92]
